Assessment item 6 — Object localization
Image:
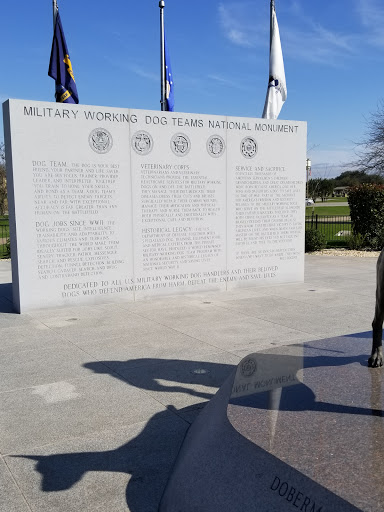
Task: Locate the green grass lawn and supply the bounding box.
[323,197,348,203]
[306,205,350,216]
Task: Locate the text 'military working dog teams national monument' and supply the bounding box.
[3,99,306,313]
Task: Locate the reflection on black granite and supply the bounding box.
[232,380,384,417]
[302,352,367,368]
[226,338,384,510]
[370,369,384,418]
[231,349,383,417]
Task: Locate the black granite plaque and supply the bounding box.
[159,335,383,511]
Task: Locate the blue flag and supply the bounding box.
[165,36,174,111]
[48,12,78,104]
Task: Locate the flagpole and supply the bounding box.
[159,1,166,111]
[53,0,58,29]
[270,0,275,50]
[52,0,58,102]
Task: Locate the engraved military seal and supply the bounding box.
[207,135,225,158]
[88,128,113,154]
[131,131,154,156]
[170,133,191,157]
[241,357,257,377]
[240,137,258,159]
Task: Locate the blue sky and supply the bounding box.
[1,0,384,177]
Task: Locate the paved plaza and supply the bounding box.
[0,253,379,512]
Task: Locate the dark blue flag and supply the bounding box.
[165,36,174,111]
[48,12,78,104]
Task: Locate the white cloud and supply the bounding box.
[218,1,356,66]
[129,65,158,82]
[309,146,356,178]
[207,74,251,91]
[218,0,384,65]
[218,3,267,48]
[103,57,158,82]
[283,27,355,66]
[355,0,384,46]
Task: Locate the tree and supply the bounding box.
[0,143,8,216]
[334,170,384,187]
[348,184,384,249]
[351,101,384,175]
[307,178,335,202]
[307,178,321,202]
[318,178,335,201]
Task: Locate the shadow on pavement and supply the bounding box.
[84,358,235,401]
[0,282,15,313]
[17,406,189,511]
[15,358,236,512]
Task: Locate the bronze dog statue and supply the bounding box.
[370,249,384,367]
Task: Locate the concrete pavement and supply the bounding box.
[0,253,378,512]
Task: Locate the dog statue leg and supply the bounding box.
[370,251,384,368]
[370,317,383,367]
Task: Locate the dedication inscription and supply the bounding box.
[3,100,306,312]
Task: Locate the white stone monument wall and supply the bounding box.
[3,100,306,312]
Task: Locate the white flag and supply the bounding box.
[262,6,287,119]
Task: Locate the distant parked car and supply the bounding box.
[305,198,314,206]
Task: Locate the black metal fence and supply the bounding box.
[0,221,10,258]
[305,215,352,247]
